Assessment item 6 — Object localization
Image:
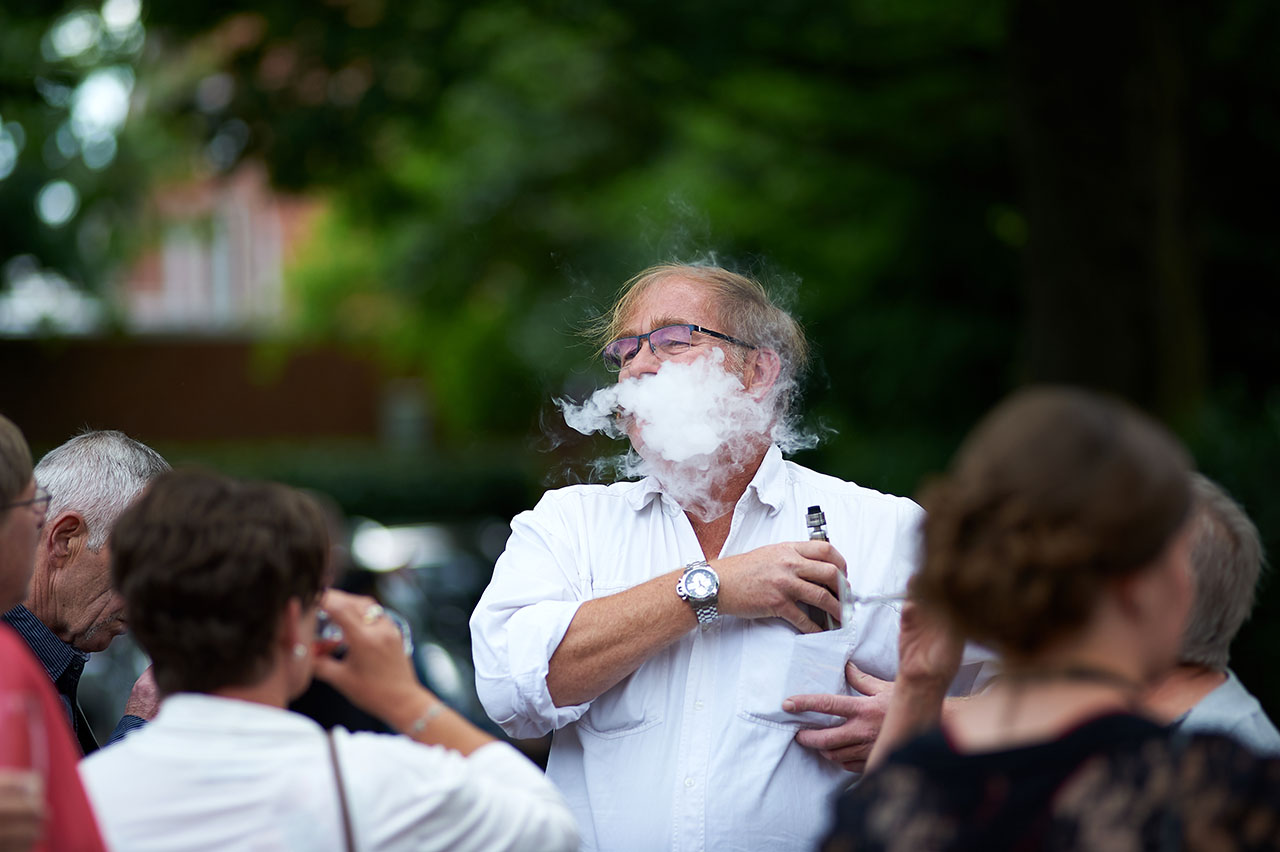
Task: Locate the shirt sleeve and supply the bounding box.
[469,493,591,738]
[346,735,579,852]
[106,713,149,745]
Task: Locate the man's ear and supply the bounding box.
[744,348,782,399]
[45,512,88,564]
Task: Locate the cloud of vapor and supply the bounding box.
[555,351,818,521]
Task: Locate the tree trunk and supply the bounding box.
[1009,0,1203,422]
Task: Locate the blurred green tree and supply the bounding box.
[137,0,1280,717]
[110,0,1018,468]
[0,1,151,308]
[3,0,1279,714]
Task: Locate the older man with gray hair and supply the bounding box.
[1146,473,1280,754]
[2,429,169,754]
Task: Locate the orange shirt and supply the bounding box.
[0,625,106,852]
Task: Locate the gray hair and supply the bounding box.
[35,430,171,550]
[1180,473,1266,670]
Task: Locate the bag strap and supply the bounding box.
[327,730,357,852]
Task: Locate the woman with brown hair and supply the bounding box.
[78,469,577,852]
[822,387,1280,851]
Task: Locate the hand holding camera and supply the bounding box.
[311,589,425,725]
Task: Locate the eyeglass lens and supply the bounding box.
[603,324,696,370]
[2,487,50,513]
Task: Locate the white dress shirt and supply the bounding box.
[470,445,990,851]
[79,693,578,852]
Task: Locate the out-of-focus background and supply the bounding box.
[2,0,1277,734]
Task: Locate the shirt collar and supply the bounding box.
[1,604,88,688]
[624,444,788,517]
[624,475,669,513]
[747,444,788,513]
[154,693,324,736]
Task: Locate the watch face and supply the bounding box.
[684,567,717,601]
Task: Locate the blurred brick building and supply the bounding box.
[121,162,311,333]
[1,163,427,450]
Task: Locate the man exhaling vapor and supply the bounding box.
[470,263,992,851]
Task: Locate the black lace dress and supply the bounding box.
[823,713,1280,851]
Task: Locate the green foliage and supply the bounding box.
[130,0,1020,446]
[0,3,166,300]
[7,0,1280,715]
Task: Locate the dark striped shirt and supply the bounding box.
[2,604,95,753]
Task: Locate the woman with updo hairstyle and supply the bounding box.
[915,384,1194,672]
[822,387,1280,852]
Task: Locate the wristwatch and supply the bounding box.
[676,560,720,628]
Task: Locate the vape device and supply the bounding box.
[806,505,850,630]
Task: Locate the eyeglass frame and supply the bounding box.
[602,323,757,372]
[2,485,52,514]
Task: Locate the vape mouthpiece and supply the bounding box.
[806,505,828,540]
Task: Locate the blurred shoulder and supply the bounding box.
[1057,727,1280,840]
[520,480,649,522]
[532,480,643,505]
[336,728,464,767]
[78,734,138,790]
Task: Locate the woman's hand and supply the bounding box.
[864,598,964,772]
[310,589,432,726]
[896,598,964,688]
[0,769,43,852]
[311,589,495,755]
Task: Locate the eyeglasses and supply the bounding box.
[2,485,52,517]
[602,323,757,372]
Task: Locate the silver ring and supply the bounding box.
[362,604,385,625]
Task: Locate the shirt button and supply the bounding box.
[684,777,695,788]
[694,700,704,711]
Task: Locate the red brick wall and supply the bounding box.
[0,338,383,445]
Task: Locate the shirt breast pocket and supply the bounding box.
[575,582,666,740]
[736,622,855,729]
[576,669,665,740]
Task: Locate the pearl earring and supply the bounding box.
[293,643,308,659]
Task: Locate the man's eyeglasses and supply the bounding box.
[2,485,52,516]
[603,323,757,372]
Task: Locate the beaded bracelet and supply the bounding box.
[409,702,445,736]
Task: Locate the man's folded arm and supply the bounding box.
[471,521,696,732]
[544,570,698,707]
[471,500,686,737]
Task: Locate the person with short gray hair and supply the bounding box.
[34,430,170,552]
[1145,473,1280,754]
[2,429,170,755]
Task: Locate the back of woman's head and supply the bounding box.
[111,469,328,695]
[0,415,33,506]
[915,387,1192,659]
[0,415,36,608]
